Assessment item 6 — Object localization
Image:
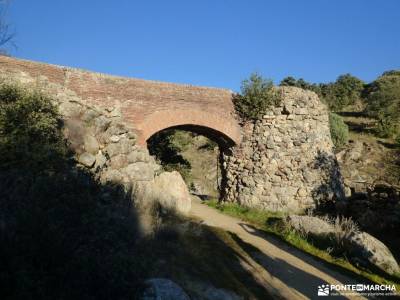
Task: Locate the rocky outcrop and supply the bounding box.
[0,71,193,214]
[287,215,400,276]
[224,87,345,213]
[336,140,387,195]
[346,183,400,233]
[348,232,400,276]
[60,98,160,197]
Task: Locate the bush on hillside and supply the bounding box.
[0,82,68,171]
[329,112,349,149]
[233,73,281,121]
[280,76,321,94]
[364,71,400,138]
[320,74,364,111]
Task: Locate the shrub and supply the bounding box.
[233,73,281,121]
[329,112,349,149]
[0,82,68,171]
[364,71,400,138]
[330,216,359,254]
[280,76,321,94]
[320,74,364,111]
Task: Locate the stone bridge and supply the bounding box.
[0,56,242,147]
[0,56,343,213]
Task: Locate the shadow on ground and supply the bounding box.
[234,222,377,299]
[0,90,274,299]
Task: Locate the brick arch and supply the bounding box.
[136,109,242,148]
[0,56,242,149]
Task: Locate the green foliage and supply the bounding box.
[329,113,349,148]
[148,129,192,180]
[0,82,68,171]
[364,71,400,138]
[280,76,321,94]
[233,73,281,121]
[280,74,364,111]
[320,74,364,111]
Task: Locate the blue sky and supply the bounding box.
[6,0,400,91]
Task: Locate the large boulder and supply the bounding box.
[348,232,400,276]
[152,171,191,214]
[286,215,334,237]
[287,215,400,276]
[142,278,190,300]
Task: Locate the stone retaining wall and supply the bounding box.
[223,87,345,213]
[0,71,193,213]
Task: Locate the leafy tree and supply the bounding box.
[320,74,364,111]
[233,73,281,121]
[364,71,400,138]
[280,76,297,87]
[381,70,400,77]
[329,112,349,149]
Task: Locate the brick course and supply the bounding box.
[0,56,242,146]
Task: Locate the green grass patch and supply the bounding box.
[207,200,400,290]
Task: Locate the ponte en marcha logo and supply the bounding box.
[317,283,397,297]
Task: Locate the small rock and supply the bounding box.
[100,169,123,184]
[59,101,82,118]
[81,109,100,123]
[104,140,132,157]
[94,152,107,169]
[123,162,154,181]
[78,152,96,168]
[127,151,150,163]
[83,135,99,154]
[94,116,111,134]
[109,135,120,143]
[110,154,128,169]
[297,188,307,197]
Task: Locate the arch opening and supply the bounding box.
[146,125,233,201]
[145,124,237,150]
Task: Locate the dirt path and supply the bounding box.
[189,197,367,300]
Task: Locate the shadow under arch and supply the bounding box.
[146,124,237,150]
[146,124,235,201]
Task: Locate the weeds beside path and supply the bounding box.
[190,197,388,299]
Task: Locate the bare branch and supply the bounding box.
[0,0,15,54]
